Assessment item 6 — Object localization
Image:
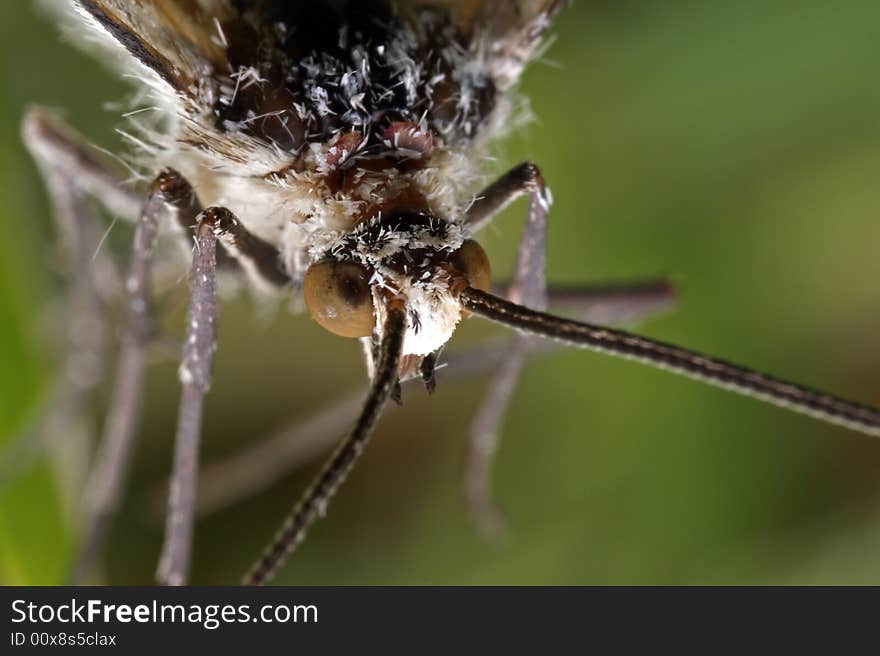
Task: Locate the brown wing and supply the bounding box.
[74,0,233,95]
[403,0,567,89]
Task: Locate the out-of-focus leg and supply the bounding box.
[463,162,550,539]
[71,171,194,583]
[464,166,679,539]
[10,110,138,515]
[20,108,137,405]
[544,280,676,326]
[22,108,145,224]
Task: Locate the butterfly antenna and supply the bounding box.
[459,287,880,437]
[243,304,407,585]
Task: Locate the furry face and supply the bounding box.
[61,0,555,356]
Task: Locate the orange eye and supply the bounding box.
[451,239,491,292]
[303,260,374,338]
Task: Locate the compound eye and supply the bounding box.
[451,239,491,292]
[303,260,374,338]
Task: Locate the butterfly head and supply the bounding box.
[303,210,490,356]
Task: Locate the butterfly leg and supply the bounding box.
[462,163,551,539]
[18,109,138,448]
[14,111,206,502]
[204,212,291,290]
[22,108,144,224]
[464,165,681,539]
[155,205,230,585]
[7,113,126,501]
[155,203,287,584]
[464,280,678,540]
[544,280,677,326]
[14,108,164,528]
[71,171,199,583]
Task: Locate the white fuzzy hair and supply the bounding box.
[52,0,554,354]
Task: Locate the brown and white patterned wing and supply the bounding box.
[68,0,234,98]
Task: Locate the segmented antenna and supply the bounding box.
[459,287,880,438]
[243,304,407,585]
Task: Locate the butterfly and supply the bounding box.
[21,0,879,585]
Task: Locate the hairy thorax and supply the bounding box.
[154,1,505,296]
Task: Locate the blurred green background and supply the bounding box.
[1,0,880,585]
